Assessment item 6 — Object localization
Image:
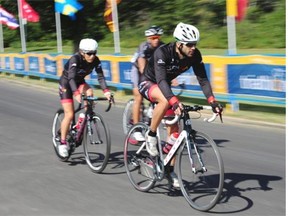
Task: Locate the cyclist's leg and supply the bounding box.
[139,80,169,156]
[78,83,93,110]
[79,82,93,96]
[132,87,145,141]
[59,81,74,157]
[60,102,74,142]
[148,85,169,133]
[132,87,142,124]
[131,67,142,124]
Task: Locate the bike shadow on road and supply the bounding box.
[214,138,230,148]
[98,151,127,175]
[65,152,87,166]
[209,172,283,214]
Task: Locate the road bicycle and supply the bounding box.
[52,94,114,173]
[123,104,224,211]
[122,83,185,135]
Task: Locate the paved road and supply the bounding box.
[0,80,285,216]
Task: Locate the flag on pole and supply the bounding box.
[0,6,19,29]
[236,0,249,22]
[21,0,40,22]
[54,0,83,20]
[104,0,121,32]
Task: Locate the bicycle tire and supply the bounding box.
[122,99,134,135]
[177,131,224,212]
[83,113,111,173]
[51,109,71,161]
[123,123,156,192]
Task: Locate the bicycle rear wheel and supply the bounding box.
[123,123,156,192]
[83,113,111,173]
[177,131,224,211]
[122,99,146,135]
[51,109,71,161]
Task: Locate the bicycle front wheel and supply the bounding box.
[83,113,111,173]
[177,131,224,212]
[51,109,71,162]
[123,123,156,192]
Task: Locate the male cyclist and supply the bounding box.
[138,22,223,187]
[130,25,165,141]
[58,38,111,157]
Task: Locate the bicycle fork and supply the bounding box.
[186,134,207,174]
[86,115,103,145]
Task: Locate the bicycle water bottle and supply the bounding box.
[74,113,85,130]
[163,132,179,154]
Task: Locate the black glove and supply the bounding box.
[172,102,180,111]
[210,101,223,114]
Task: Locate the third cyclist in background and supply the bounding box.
[138,22,223,187]
[130,25,165,141]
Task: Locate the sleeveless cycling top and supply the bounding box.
[131,41,165,68]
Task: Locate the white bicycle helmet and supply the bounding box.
[79,38,98,52]
[145,25,164,37]
[173,22,200,44]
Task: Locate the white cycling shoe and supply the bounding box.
[145,131,158,157]
[170,172,180,188]
[58,144,69,157]
[133,131,145,141]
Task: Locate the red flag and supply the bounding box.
[104,0,121,32]
[21,0,40,22]
[236,0,249,22]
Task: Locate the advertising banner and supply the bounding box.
[5,56,10,70]
[227,64,285,98]
[44,57,57,76]
[14,57,25,71]
[28,56,39,72]
[118,61,211,91]
[90,60,112,82]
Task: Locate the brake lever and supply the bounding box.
[105,94,115,112]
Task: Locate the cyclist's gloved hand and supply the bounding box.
[210,101,223,114]
[172,102,183,116]
[103,89,112,101]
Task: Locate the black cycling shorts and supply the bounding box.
[59,78,86,103]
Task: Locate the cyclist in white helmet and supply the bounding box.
[58,38,112,157]
[130,25,165,141]
[138,22,223,187]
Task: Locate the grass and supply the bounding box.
[0,72,285,126]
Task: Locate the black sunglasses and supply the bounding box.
[185,43,197,48]
[85,52,96,56]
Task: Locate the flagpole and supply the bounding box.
[226,0,237,55]
[17,0,26,53]
[0,23,4,52]
[111,0,120,54]
[55,12,63,53]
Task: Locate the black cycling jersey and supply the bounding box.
[60,52,108,94]
[140,42,214,102]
